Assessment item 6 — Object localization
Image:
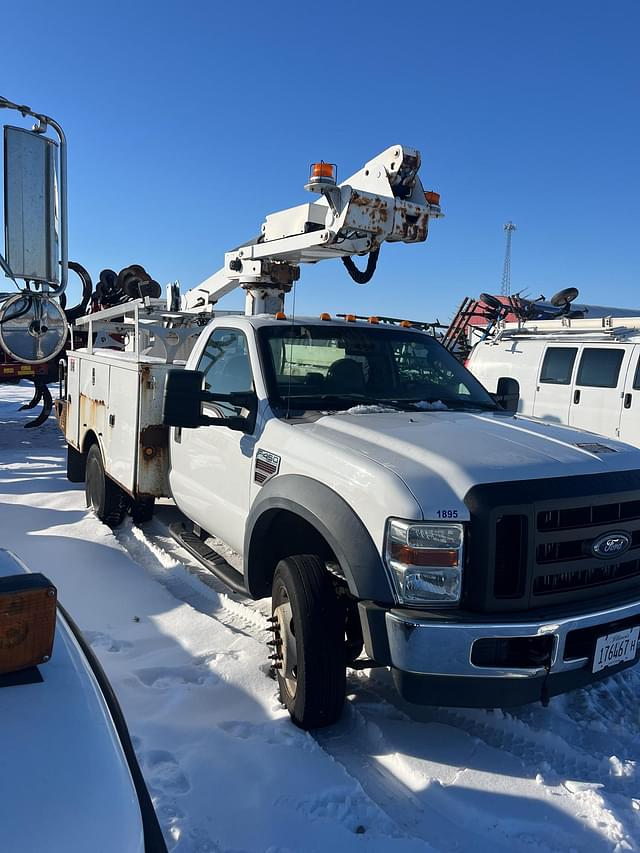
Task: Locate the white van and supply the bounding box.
[467,316,640,447]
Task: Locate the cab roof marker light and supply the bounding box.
[275,311,287,320]
[346,314,357,322]
[368,316,380,324]
[320,312,331,321]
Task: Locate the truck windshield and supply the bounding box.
[258,324,496,412]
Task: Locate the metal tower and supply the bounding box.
[500,221,517,296]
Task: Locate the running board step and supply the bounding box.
[169,522,247,595]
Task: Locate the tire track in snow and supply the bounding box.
[113,514,640,853]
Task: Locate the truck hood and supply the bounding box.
[300,409,640,515]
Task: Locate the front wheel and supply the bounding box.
[85,444,128,528]
[271,554,346,729]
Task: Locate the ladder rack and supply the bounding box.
[71,298,242,363]
[494,314,640,344]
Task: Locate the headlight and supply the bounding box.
[385,519,464,606]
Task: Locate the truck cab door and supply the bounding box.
[169,327,258,553]
[617,345,640,447]
[568,345,632,441]
[531,345,579,425]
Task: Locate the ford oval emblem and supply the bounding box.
[591,531,632,559]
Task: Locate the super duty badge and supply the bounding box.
[254,449,281,485]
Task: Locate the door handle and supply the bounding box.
[624,392,632,409]
[573,389,581,404]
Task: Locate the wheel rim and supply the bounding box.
[273,591,298,699]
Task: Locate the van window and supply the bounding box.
[539,347,577,385]
[576,348,625,388]
[633,356,640,391]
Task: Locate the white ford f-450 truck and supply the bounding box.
[58,307,640,728]
[56,144,640,728]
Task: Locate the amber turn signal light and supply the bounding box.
[0,573,56,674]
[390,543,458,568]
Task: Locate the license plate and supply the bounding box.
[592,626,640,673]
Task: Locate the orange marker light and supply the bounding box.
[320,312,332,321]
[346,314,357,322]
[425,190,441,206]
[400,320,412,328]
[275,311,287,320]
[368,316,380,324]
[0,574,57,674]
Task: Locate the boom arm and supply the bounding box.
[182,144,443,315]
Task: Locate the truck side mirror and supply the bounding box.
[4,126,60,285]
[163,369,206,428]
[163,369,257,431]
[494,376,520,412]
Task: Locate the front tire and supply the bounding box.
[271,554,346,729]
[85,444,128,528]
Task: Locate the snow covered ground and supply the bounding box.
[1,381,639,853]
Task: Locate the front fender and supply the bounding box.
[244,474,394,603]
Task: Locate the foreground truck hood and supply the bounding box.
[301,410,640,518]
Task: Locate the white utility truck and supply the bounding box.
[57,147,640,729]
[467,313,640,447]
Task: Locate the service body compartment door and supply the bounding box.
[135,364,171,498]
[532,345,579,425]
[79,358,110,442]
[105,365,139,494]
[65,353,81,447]
[568,345,632,440]
[617,345,640,448]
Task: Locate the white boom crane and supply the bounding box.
[181,145,443,315]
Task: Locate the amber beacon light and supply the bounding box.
[307,161,337,189]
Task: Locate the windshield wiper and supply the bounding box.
[277,394,413,412]
[426,398,496,411]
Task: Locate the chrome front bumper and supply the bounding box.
[385,597,640,679]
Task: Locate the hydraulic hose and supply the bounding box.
[341,248,380,284]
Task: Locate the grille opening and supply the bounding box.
[592,504,620,524]
[538,498,640,532]
[471,635,553,669]
[494,514,528,599]
[534,558,640,596]
[564,615,640,661]
[537,539,585,564]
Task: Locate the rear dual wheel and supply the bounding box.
[271,554,346,729]
[85,445,155,527]
[85,444,128,528]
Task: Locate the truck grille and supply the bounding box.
[534,557,640,595]
[464,471,640,613]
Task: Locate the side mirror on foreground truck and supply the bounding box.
[493,376,520,413]
[163,369,256,432]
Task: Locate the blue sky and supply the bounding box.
[2,1,639,320]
